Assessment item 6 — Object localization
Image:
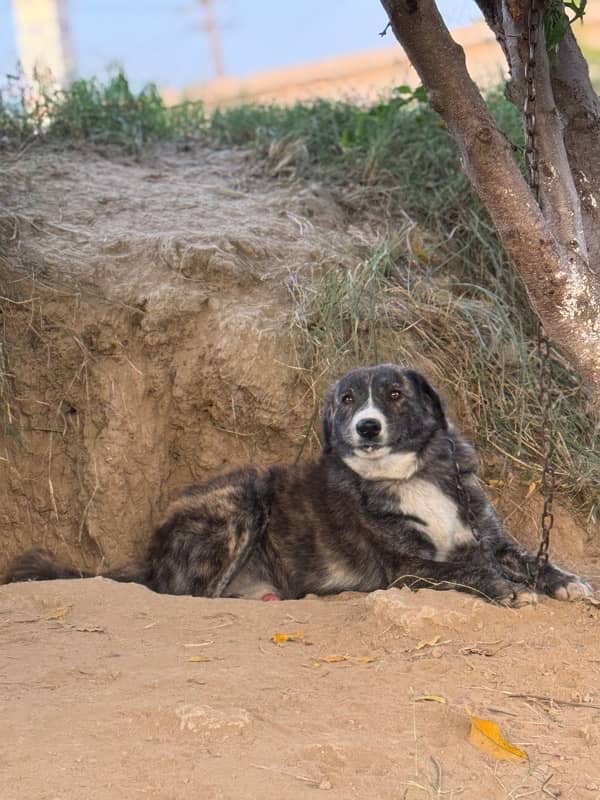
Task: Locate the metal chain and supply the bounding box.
[524,0,541,203]
[524,0,556,587]
[534,324,556,582]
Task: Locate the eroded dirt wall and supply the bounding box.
[0,146,355,573]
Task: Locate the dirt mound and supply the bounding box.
[2,578,600,799]
[0,144,363,573]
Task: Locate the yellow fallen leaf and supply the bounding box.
[271,631,305,645]
[188,655,211,663]
[416,635,442,650]
[525,481,540,500]
[45,605,73,620]
[469,717,527,761]
[412,242,431,263]
[319,654,347,663]
[487,479,505,489]
[414,695,447,704]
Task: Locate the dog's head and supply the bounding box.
[322,364,448,480]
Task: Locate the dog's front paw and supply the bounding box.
[542,563,594,601]
[553,577,594,601]
[492,579,538,608]
[511,588,539,607]
[537,563,594,602]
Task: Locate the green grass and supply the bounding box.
[0,70,206,145]
[1,70,598,520]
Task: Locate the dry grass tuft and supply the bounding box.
[290,224,600,522]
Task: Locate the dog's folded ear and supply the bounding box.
[404,370,448,430]
[321,383,337,454]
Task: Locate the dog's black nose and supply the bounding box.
[356,418,382,440]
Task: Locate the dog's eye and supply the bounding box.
[389,390,402,401]
[340,392,354,405]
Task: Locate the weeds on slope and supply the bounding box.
[292,243,599,520]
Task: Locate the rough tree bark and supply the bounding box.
[379,0,600,410]
[549,23,600,269]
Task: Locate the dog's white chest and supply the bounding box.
[391,478,474,561]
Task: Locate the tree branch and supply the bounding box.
[472,0,587,256]
[501,1,587,257]
[478,0,512,74]
[549,20,600,271]
[378,0,600,407]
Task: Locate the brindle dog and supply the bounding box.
[4,365,593,606]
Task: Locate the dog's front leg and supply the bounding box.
[494,539,593,601]
[389,546,537,607]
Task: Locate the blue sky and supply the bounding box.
[1,0,481,91]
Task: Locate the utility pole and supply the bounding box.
[199,0,225,78]
[11,0,75,87]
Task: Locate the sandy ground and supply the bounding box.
[2,578,600,800]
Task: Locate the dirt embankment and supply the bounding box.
[0,144,362,574]
[1,143,597,575]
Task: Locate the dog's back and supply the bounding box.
[227,459,387,599]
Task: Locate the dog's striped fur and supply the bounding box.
[4,365,593,605]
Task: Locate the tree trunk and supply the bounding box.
[549,25,600,271]
[378,0,600,410]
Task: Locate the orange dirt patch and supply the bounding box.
[2,579,600,799]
